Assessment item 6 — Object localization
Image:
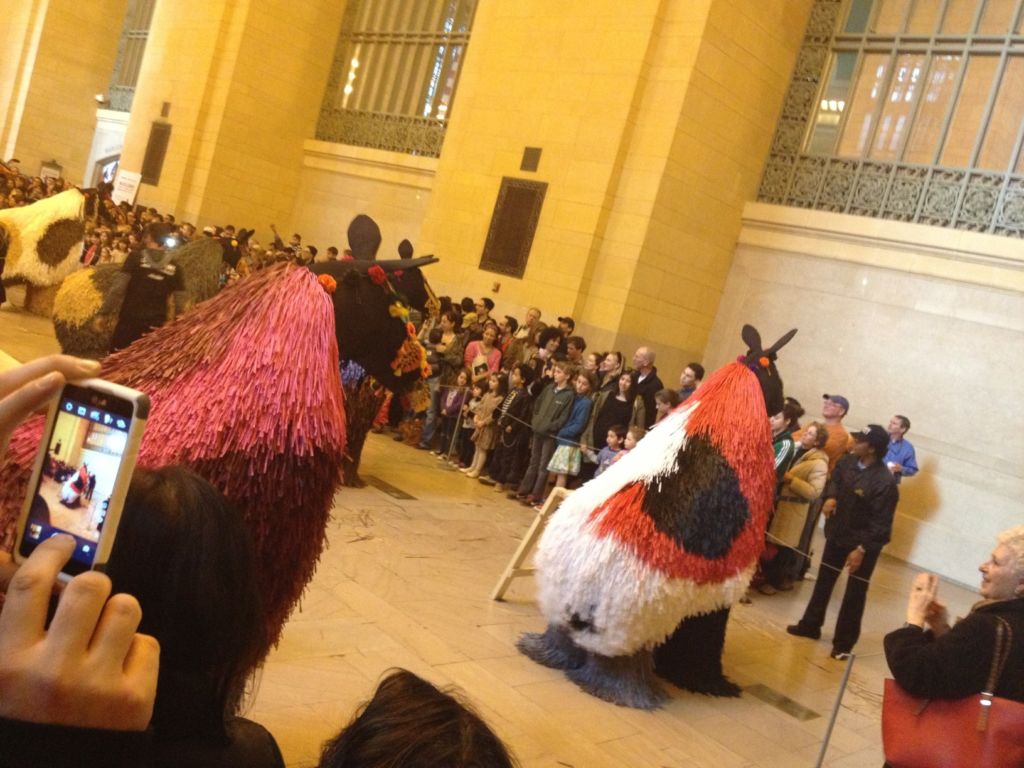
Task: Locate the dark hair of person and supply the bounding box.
[319,669,517,768]
[105,466,265,741]
[655,388,680,408]
[782,396,805,432]
[490,371,509,397]
[438,296,453,314]
[608,423,628,441]
[482,297,495,311]
[895,414,911,432]
[327,246,339,256]
[441,308,462,330]
[566,336,587,352]
[307,245,318,257]
[460,296,475,313]
[538,326,562,350]
[143,221,176,245]
[617,369,637,400]
[687,362,705,381]
[513,362,534,386]
[579,370,598,391]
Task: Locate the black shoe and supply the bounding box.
[478,477,496,485]
[830,649,852,660]
[786,624,821,640]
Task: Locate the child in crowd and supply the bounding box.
[613,425,646,465]
[456,381,484,468]
[546,372,595,492]
[435,368,470,460]
[653,388,681,424]
[464,373,507,478]
[594,424,627,477]
[481,363,534,492]
[513,360,575,506]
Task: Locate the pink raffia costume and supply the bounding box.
[2,237,435,650]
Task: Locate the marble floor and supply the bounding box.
[1,302,983,768]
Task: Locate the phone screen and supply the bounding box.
[18,384,136,573]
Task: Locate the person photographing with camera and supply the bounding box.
[108,222,187,353]
[0,354,159,766]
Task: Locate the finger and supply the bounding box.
[121,633,160,726]
[88,593,143,673]
[0,371,64,446]
[46,570,113,657]
[0,356,101,400]
[0,535,75,650]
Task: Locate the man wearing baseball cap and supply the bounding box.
[787,424,899,659]
[817,393,853,471]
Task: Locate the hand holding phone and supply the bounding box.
[14,377,149,580]
[0,535,158,731]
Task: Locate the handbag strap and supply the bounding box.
[977,616,1013,732]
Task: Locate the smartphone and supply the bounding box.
[13,379,149,580]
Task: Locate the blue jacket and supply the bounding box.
[555,394,593,447]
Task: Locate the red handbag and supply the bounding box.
[882,617,1024,768]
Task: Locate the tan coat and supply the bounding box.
[770,447,828,547]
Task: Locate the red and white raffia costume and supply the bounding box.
[521,354,780,708]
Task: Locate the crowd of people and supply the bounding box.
[0,162,351,284]
[379,299,702,505]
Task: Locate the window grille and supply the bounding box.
[316,0,477,157]
[760,0,1024,235]
[107,0,157,113]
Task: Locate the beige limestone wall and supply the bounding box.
[611,0,813,380]
[416,0,811,383]
[416,0,662,346]
[0,0,41,159]
[0,0,126,179]
[120,0,345,231]
[290,142,435,260]
[706,203,1024,584]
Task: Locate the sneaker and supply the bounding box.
[493,483,504,492]
[830,650,852,661]
[478,477,496,486]
[466,470,480,479]
[786,624,821,640]
[756,583,777,596]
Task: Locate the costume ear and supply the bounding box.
[765,328,798,356]
[741,324,762,355]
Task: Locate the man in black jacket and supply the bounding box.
[631,346,662,430]
[788,424,899,658]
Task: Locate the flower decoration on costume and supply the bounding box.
[367,264,387,286]
[759,356,770,368]
[389,336,430,379]
[318,274,337,294]
[393,269,404,279]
